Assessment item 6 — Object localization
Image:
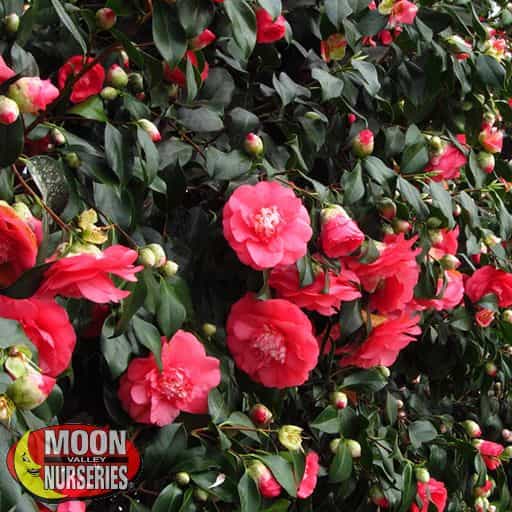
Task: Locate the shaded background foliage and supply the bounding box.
[2,0,512,511]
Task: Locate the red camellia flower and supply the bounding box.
[389,0,418,27]
[0,203,38,287]
[163,51,209,88]
[0,55,15,84]
[475,440,504,470]
[297,451,320,499]
[37,245,143,304]
[58,56,106,104]
[226,294,319,388]
[414,269,464,311]
[429,226,459,260]
[269,260,361,315]
[320,205,365,258]
[256,8,287,44]
[424,135,467,181]
[189,29,217,51]
[410,478,447,512]
[8,77,59,114]
[0,296,76,377]
[347,234,421,314]
[119,330,220,426]
[338,311,421,368]
[479,125,503,154]
[475,308,495,327]
[223,181,312,270]
[465,265,512,307]
[57,501,86,512]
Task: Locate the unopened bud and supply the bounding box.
[96,7,116,30]
[146,243,166,267]
[0,95,19,125]
[503,429,512,442]
[128,73,144,93]
[50,128,66,146]
[100,86,120,101]
[440,254,460,270]
[329,438,341,453]
[502,445,512,460]
[7,370,55,410]
[4,13,19,34]
[352,129,374,158]
[4,347,32,379]
[278,425,303,451]
[138,119,161,143]
[0,395,14,423]
[250,404,273,426]
[64,152,81,169]
[369,486,388,507]
[162,260,178,277]
[392,218,411,233]
[415,467,430,483]
[430,136,443,153]
[138,247,157,268]
[503,310,512,324]
[202,323,217,338]
[330,391,348,410]
[244,133,264,157]
[107,64,128,89]
[194,488,209,502]
[377,198,397,220]
[453,204,462,217]
[377,366,390,378]
[175,472,190,486]
[477,151,495,174]
[485,362,498,377]
[429,229,443,245]
[345,439,361,458]
[462,420,482,438]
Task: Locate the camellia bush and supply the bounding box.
[4,0,512,511]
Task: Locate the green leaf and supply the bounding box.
[408,420,437,448]
[0,116,24,168]
[157,279,187,338]
[224,0,257,62]
[475,54,505,88]
[296,255,315,287]
[272,72,311,106]
[50,0,87,54]
[325,0,353,28]
[398,463,416,512]
[342,368,387,392]
[178,107,224,132]
[206,147,252,180]
[132,315,163,370]
[153,0,187,68]
[328,442,352,482]
[429,181,454,228]
[310,406,342,434]
[258,0,282,19]
[312,68,344,101]
[105,123,131,184]
[350,60,380,96]
[0,318,30,348]
[357,9,388,36]
[177,0,214,37]
[398,177,429,219]
[401,138,429,174]
[259,455,297,497]
[68,96,107,121]
[238,471,261,512]
[152,483,183,512]
[385,392,398,425]
[342,163,365,204]
[208,388,230,423]
[136,127,159,185]
[159,138,193,170]
[101,315,134,379]
[363,156,395,185]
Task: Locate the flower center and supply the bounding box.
[253,206,282,240]
[253,325,287,364]
[157,368,192,402]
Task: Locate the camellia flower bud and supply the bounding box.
[479,125,503,154]
[138,247,157,268]
[162,260,179,277]
[100,86,120,100]
[250,403,273,426]
[0,95,19,125]
[202,323,217,338]
[8,77,59,114]
[369,486,389,507]
[429,229,444,245]
[247,460,281,498]
[107,64,129,89]
[175,472,190,486]
[4,13,19,34]
[502,446,512,460]
[4,346,33,379]
[352,129,374,157]
[377,198,397,220]
[278,425,303,451]
[146,243,167,267]
[329,438,341,453]
[503,310,512,324]
[392,218,411,234]
[0,395,15,423]
[477,151,495,174]
[243,133,264,157]
[194,488,209,502]
[473,476,494,498]
[50,127,66,146]
[429,135,444,153]
[503,429,512,442]
[96,7,117,30]
[485,362,498,377]
[415,467,430,483]
[462,420,482,438]
[377,366,391,378]
[64,152,81,169]
[345,439,362,458]
[474,496,489,512]
[120,50,130,69]
[453,204,462,217]
[440,254,460,270]
[330,391,348,410]
[138,119,162,143]
[7,369,55,410]
[128,72,144,93]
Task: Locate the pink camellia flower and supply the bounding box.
[429,226,459,260]
[0,55,15,84]
[347,234,421,314]
[7,369,55,410]
[424,135,467,181]
[269,259,361,315]
[163,51,210,88]
[475,440,504,470]
[226,294,319,388]
[479,125,503,154]
[7,77,59,114]
[248,460,282,498]
[297,451,320,499]
[320,205,365,258]
[476,308,495,328]
[320,33,347,62]
[37,245,143,304]
[379,30,393,45]
[338,311,421,368]
[465,265,512,307]
[0,96,19,125]
[118,330,221,426]
[58,56,105,104]
[189,29,216,50]
[256,8,287,44]
[352,129,374,157]
[410,478,447,512]
[0,296,76,377]
[389,0,418,27]
[223,181,312,270]
[57,501,86,512]
[414,270,464,312]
